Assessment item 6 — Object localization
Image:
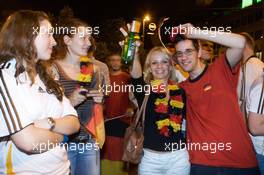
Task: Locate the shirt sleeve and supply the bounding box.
[0,70,33,137]
[61,96,78,117]
[213,52,240,88]
[248,76,264,114]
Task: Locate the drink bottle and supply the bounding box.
[122,20,141,65]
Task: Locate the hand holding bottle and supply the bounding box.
[119,20,141,65]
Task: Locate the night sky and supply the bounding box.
[0,0,242,25]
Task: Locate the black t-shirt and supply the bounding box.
[131,77,186,152]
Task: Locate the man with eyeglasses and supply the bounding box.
[173,23,260,175]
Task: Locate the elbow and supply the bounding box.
[248,124,261,136]
[239,35,246,49]
[12,136,42,154]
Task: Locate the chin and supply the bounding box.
[39,56,50,61]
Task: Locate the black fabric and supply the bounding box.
[190,164,260,175]
[131,76,186,152]
[189,64,208,83]
[105,119,129,137]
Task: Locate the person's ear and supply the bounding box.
[63,35,71,45]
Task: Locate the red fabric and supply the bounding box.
[101,136,125,161]
[85,103,105,148]
[104,72,131,124]
[180,54,257,168]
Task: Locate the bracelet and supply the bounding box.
[62,135,69,143]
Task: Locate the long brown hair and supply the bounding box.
[52,8,90,60]
[0,10,63,101]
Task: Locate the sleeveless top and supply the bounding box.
[53,62,99,142]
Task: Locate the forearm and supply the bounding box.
[189,28,245,49]
[248,112,264,136]
[11,125,63,154]
[53,115,80,135]
[188,26,245,67]
[130,52,142,78]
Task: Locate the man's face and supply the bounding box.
[200,40,214,61]
[175,39,199,73]
[108,55,122,71]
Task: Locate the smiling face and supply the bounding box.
[66,26,91,57]
[34,19,57,61]
[175,39,201,73]
[148,51,171,81]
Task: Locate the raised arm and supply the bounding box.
[130,47,142,78]
[180,23,245,68]
[119,27,142,78]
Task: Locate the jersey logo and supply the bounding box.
[203,83,212,91]
[38,86,46,93]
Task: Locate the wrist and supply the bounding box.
[47,117,56,131]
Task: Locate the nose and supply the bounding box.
[85,37,92,47]
[51,35,57,46]
[156,62,165,69]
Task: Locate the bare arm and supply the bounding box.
[52,115,80,135]
[11,125,63,154]
[34,115,80,135]
[130,48,142,78]
[183,24,245,68]
[248,112,264,136]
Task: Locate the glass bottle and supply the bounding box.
[122,20,141,65]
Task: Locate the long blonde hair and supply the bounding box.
[143,46,178,84]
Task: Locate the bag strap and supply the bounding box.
[134,94,149,127]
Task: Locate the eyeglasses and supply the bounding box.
[175,49,196,58]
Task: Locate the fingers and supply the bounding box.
[70,88,87,106]
[120,27,128,37]
[127,23,131,31]
[93,96,103,103]
[86,92,104,97]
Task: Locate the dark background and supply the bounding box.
[0,0,242,25]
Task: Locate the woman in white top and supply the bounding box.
[0,10,80,174]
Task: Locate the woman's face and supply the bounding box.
[34,19,56,61]
[67,26,91,57]
[149,51,171,80]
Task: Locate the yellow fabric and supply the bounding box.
[6,143,15,175]
[170,100,184,108]
[101,159,128,175]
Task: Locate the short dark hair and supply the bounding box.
[174,34,199,51]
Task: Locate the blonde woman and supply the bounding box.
[130,46,190,175]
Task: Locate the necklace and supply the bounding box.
[77,56,94,87]
[151,80,184,137]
